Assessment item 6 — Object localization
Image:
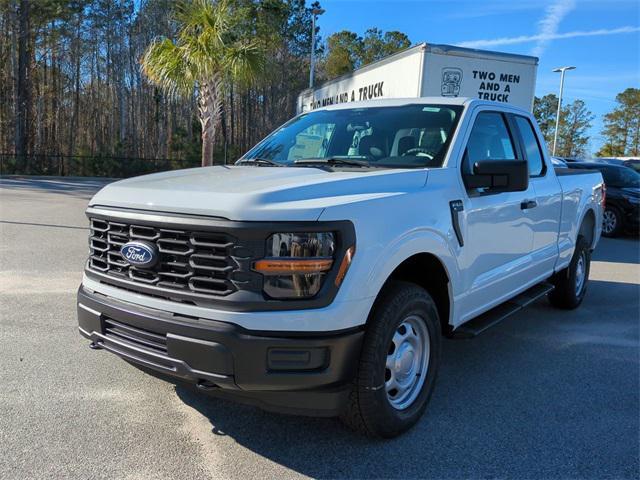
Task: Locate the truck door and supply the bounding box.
[457,110,537,323]
[511,114,563,280]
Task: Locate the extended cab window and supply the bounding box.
[514,116,545,176]
[463,112,516,174]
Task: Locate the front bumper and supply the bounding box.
[77,286,364,416]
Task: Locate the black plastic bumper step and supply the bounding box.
[452,282,555,338]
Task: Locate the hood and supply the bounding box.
[89,165,428,221]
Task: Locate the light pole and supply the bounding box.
[309,7,325,89]
[551,66,576,156]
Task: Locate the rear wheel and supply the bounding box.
[549,235,591,309]
[602,206,622,237]
[341,281,441,438]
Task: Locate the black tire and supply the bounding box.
[602,206,622,237]
[340,281,441,438]
[548,235,591,309]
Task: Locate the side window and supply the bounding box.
[464,112,516,173]
[514,116,545,176]
[287,123,335,161]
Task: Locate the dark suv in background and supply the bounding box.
[571,162,640,237]
[598,157,640,173]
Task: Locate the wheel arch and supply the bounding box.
[578,207,597,248]
[370,252,453,336]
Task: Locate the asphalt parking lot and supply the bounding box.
[1,176,639,480]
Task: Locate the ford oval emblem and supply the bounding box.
[120,241,158,268]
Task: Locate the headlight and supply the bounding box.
[254,232,336,299]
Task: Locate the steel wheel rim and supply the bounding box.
[385,315,430,410]
[575,251,586,295]
[602,210,616,234]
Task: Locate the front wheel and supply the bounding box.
[341,281,441,438]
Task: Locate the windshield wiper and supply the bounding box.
[293,156,371,168]
[236,157,284,167]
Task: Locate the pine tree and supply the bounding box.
[598,88,640,157]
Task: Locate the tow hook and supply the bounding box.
[89,342,101,350]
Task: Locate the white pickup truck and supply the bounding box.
[78,98,604,438]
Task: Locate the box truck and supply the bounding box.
[297,43,538,113]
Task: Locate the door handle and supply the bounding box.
[521,200,537,210]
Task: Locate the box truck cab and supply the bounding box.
[78,97,603,438]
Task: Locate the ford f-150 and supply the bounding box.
[78,98,604,438]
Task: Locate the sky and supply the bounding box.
[316,0,640,155]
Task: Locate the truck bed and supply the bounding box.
[555,168,603,268]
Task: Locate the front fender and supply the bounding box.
[364,228,458,296]
[317,171,462,325]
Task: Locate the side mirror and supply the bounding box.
[463,159,529,192]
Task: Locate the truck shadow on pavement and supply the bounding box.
[172,277,639,478]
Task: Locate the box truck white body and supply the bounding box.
[297,43,538,113]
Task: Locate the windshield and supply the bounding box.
[241,104,463,168]
[625,160,640,174]
[600,166,640,188]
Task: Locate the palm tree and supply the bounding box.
[141,0,264,167]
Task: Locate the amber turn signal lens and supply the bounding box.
[254,258,333,275]
[335,246,355,287]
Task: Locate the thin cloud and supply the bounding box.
[531,0,576,57]
[445,0,548,19]
[457,26,640,49]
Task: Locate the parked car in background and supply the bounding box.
[570,162,640,237]
[598,157,640,174]
[627,160,640,173]
[555,156,583,163]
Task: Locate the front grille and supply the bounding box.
[88,217,239,298]
[104,318,167,355]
